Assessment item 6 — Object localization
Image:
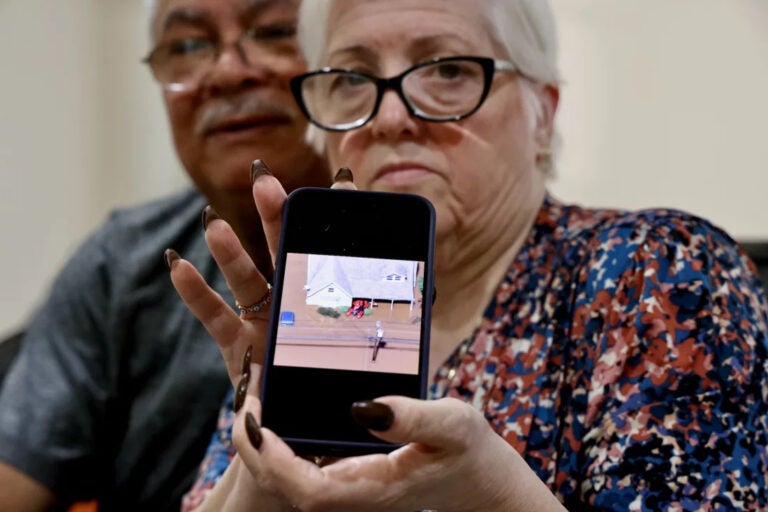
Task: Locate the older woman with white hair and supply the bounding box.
[170,0,768,510]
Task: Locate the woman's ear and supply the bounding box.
[533,83,559,149]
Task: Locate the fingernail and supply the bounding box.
[350,400,394,431]
[164,248,180,269]
[251,159,272,184]
[242,345,253,375]
[333,167,353,183]
[233,372,250,413]
[202,205,220,230]
[245,412,262,450]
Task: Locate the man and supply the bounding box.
[0,0,328,510]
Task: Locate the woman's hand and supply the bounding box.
[167,160,287,385]
[168,161,563,511]
[168,161,357,385]
[231,390,565,512]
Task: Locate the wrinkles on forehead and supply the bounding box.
[325,6,493,74]
[154,0,298,38]
[329,33,476,65]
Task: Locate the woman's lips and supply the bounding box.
[373,163,437,186]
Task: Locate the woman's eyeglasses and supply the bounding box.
[290,56,519,131]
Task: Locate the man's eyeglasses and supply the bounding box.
[289,56,519,132]
[143,24,297,92]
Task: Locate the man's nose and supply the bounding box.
[205,43,272,93]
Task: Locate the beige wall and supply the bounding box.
[1,0,767,337]
[549,0,768,238]
[0,1,186,338]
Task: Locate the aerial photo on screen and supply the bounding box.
[273,253,425,374]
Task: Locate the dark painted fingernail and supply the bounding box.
[350,400,394,431]
[202,205,220,230]
[242,345,253,375]
[251,159,272,184]
[233,372,250,413]
[245,412,262,450]
[164,248,180,269]
[333,167,353,183]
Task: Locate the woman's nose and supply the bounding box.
[370,89,421,140]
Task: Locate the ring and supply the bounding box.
[236,284,272,315]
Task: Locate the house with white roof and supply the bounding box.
[305,255,417,309]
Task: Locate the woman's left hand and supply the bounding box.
[233,391,566,512]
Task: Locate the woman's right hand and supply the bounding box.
[169,161,356,386]
[167,161,288,386]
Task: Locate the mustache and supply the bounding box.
[195,94,297,135]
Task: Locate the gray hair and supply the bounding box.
[144,0,159,41]
[298,0,561,176]
[144,0,158,19]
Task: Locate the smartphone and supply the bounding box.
[260,187,436,457]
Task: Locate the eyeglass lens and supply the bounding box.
[149,30,297,90]
[150,41,218,89]
[301,59,487,129]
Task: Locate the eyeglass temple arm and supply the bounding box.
[494,59,517,72]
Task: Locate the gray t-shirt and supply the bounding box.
[0,187,232,511]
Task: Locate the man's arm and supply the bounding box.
[0,462,56,512]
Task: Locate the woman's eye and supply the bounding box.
[435,63,463,79]
[329,73,369,91]
[342,74,369,87]
[168,38,214,56]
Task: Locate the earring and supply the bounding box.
[535,146,554,176]
[536,147,552,164]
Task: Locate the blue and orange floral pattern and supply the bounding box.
[183,196,768,510]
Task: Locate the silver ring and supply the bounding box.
[236,284,272,315]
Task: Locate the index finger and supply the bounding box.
[250,160,288,266]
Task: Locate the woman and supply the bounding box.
[170,0,768,509]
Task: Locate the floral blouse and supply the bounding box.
[182,196,768,511]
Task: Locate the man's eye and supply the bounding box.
[168,38,214,56]
[247,24,297,40]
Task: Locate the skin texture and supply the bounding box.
[321,0,559,368]
[170,1,565,510]
[0,464,56,512]
[152,0,329,272]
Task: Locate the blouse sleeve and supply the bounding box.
[181,387,237,512]
[574,214,768,510]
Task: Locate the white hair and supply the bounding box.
[144,0,158,19]
[298,0,561,177]
[144,0,160,42]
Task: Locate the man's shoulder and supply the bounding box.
[93,187,208,259]
[49,186,209,291]
[107,186,206,235]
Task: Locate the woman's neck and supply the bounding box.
[428,187,546,373]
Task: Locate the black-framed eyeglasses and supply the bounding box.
[289,56,518,132]
[142,24,298,92]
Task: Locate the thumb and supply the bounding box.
[351,396,483,451]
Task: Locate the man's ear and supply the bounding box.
[533,84,559,148]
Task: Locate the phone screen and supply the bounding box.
[274,253,424,374]
[260,188,435,456]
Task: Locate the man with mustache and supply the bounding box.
[0,1,328,510]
